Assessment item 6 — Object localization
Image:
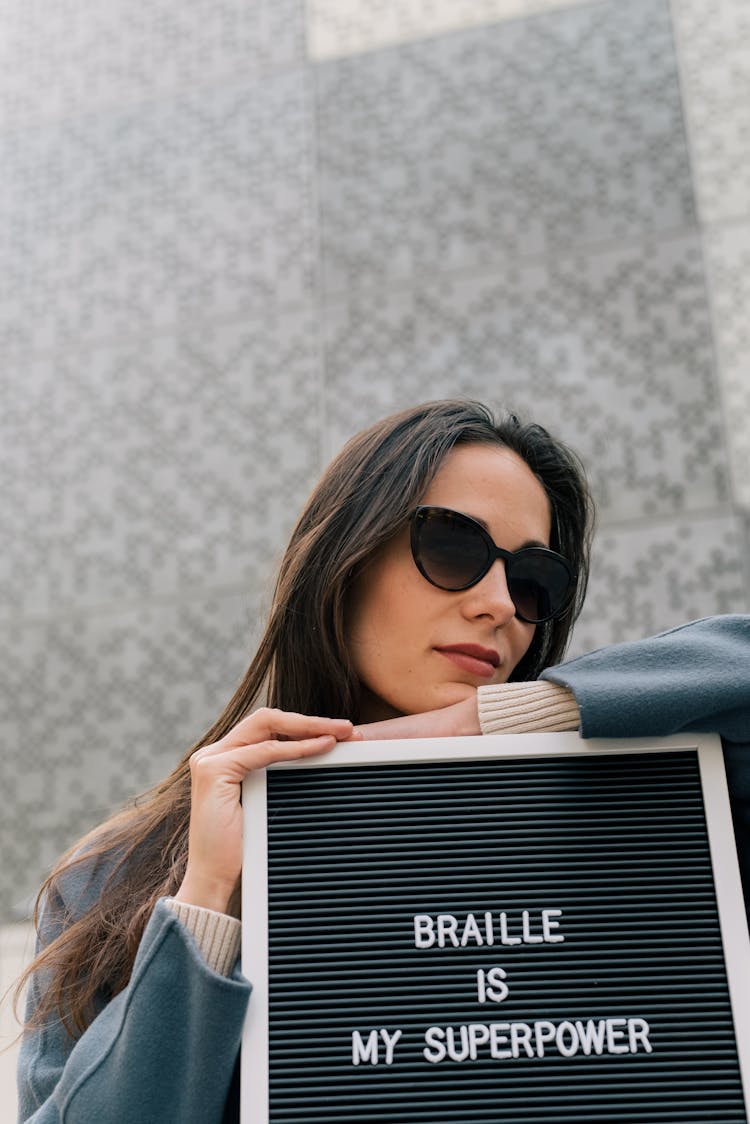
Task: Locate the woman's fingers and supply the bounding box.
[230,705,353,743]
[190,706,353,783]
[178,712,350,912]
[199,707,353,756]
[190,733,338,779]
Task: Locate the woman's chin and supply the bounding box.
[402,682,479,714]
[433,683,480,709]
[359,680,481,721]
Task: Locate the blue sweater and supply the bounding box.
[18,615,750,1123]
[540,614,750,907]
[17,870,249,1124]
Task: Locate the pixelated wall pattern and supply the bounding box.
[671,0,750,227]
[315,0,694,297]
[0,70,317,357]
[322,234,730,523]
[569,513,747,658]
[0,0,306,124]
[0,311,323,622]
[0,591,263,917]
[308,0,596,60]
[0,0,748,919]
[704,223,750,511]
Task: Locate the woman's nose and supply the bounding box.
[461,559,517,624]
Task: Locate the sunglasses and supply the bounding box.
[409,506,575,624]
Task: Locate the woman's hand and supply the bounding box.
[175,708,355,914]
[353,694,481,741]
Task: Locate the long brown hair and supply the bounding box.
[16,399,594,1037]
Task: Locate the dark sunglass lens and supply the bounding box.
[418,513,488,590]
[508,555,571,623]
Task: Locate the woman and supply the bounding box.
[15,399,749,1123]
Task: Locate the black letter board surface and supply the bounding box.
[241,733,750,1123]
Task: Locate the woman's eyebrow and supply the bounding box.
[463,510,549,551]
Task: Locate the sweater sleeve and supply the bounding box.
[477,680,580,733]
[163,898,241,977]
[17,889,251,1124]
[539,614,750,743]
[539,614,750,919]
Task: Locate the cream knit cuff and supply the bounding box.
[477,680,580,734]
[164,898,242,977]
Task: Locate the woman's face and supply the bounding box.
[347,442,553,721]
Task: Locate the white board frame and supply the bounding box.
[241,731,750,1122]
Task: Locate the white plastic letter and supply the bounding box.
[542,908,564,942]
[380,1028,402,1065]
[460,913,483,947]
[352,1030,378,1066]
[490,1023,511,1060]
[606,1018,629,1054]
[437,914,460,948]
[510,1022,535,1059]
[446,1025,470,1062]
[498,912,521,946]
[468,1023,490,1060]
[574,1020,606,1056]
[423,1026,446,1063]
[522,910,543,943]
[534,1020,556,1057]
[485,966,509,1004]
[413,915,435,949]
[477,967,509,1004]
[555,1021,579,1057]
[628,1018,653,1054]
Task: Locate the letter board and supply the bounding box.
[242,733,750,1122]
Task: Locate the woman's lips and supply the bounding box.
[435,647,498,678]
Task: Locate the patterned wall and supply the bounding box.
[1,0,748,921]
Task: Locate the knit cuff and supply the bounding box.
[477,680,580,734]
[164,898,242,977]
